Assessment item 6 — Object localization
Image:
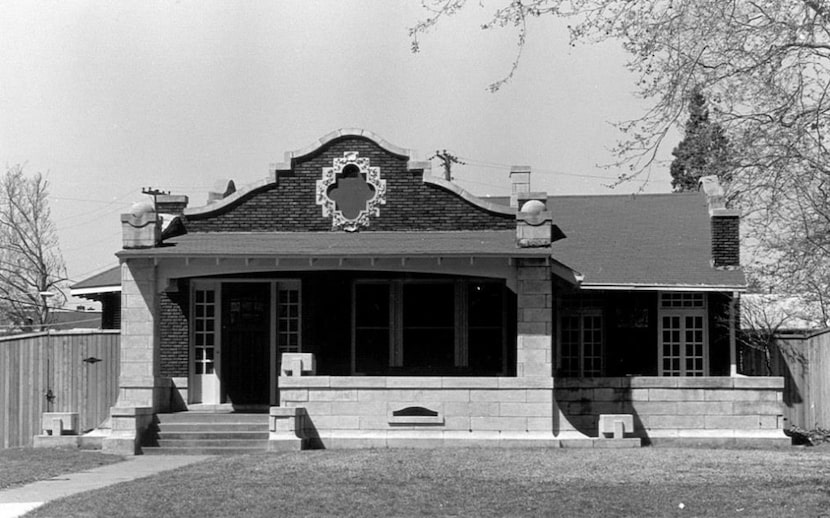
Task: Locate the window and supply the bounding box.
[353,279,507,375]
[659,293,707,376]
[558,309,603,377]
[277,282,301,355]
[192,286,218,376]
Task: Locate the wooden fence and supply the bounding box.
[0,330,120,449]
[740,328,830,430]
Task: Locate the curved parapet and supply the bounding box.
[423,175,516,216]
[279,128,416,167]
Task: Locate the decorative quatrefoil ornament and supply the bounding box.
[315,152,387,231]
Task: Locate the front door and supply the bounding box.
[222,283,271,406]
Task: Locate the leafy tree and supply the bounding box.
[412,0,830,318]
[0,165,67,331]
[669,86,732,192]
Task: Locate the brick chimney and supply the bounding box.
[156,194,189,215]
[699,176,740,269]
[509,166,531,208]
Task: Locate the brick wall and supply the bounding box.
[185,136,514,233]
[159,288,189,378]
[711,215,740,268]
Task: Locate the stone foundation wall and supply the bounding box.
[555,377,785,442]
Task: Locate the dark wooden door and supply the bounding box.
[222,283,270,406]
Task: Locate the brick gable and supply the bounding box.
[185,136,513,233]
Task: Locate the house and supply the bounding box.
[70,265,122,330]
[99,129,787,453]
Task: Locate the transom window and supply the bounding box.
[661,292,705,308]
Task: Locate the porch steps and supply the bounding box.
[142,412,270,455]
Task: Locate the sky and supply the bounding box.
[0,1,677,297]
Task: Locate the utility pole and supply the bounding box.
[429,150,466,181]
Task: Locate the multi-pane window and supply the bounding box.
[353,279,506,375]
[659,293,707,376]
[661,292,705,308]
[277,284,301,355]
[559,310,603,377]
[194,288,217,375]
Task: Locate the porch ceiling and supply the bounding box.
[116,230,553,260]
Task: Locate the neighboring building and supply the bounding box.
[71,266,121,330]
[97,129,787,452]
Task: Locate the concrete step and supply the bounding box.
[156,412,269,424]
[157,439,270,448]
[159,423,268,432]
[157,431,269,441]
[142,446,267,456]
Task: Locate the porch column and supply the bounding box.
[516,258,553,378]
[117,258,164,409]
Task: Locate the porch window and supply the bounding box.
[193,288,217,375]
[558,309,603,377]
[659,293,707,376]
[277,282,301,355]
[353,279,506,375]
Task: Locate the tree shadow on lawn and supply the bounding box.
[25,448,830,518]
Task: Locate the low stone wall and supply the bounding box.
[555,377,788,446]
[279,376,584,448]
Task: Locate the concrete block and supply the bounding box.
[298,402,333,415]
[444,401,500,417]
[330,401,386,416]
[675,401,734,415]
[732,401,783,416]
[647,415,705,429]
[527,417,553,431]
[443,416,472,430]
[470,416,527,431]
[358,415,392,430]
[280,389,309,402]
[554,388,591,402]
[593,388,628,402]
[629,389,651,401]
[518,294,547,308]
[629,377,679,388]
[592,437,641,448]
[517,267,551,280]
[703,415,762,429]
[518,280,551,295]
[308,415,360,430]
[525,389,553,402]
[330,377,386,388]
[598,414,633,438]
[308,389,357,402]
[471,389,526,402]
[649,388,704,401]
[521,308,552,323]
[517,322,547,335]
[386,377,442,388]
[704,389,778,402]
[41,412,79,435]
[676,377,732,388]
[499,402,553,417]
[499,377,552,389]
[441,377,499,389]
[732,376,784,389]
[279,376,331,388]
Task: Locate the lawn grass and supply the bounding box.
[0,448,123,490]
[28,447,830,517]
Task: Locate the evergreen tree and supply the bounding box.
[669,87,732,192]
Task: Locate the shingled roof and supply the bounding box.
[503,191,745,290]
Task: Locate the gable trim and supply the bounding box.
[282,128,415,164]
[423,176,516,216]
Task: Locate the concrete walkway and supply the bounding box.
[0,455,210,518]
